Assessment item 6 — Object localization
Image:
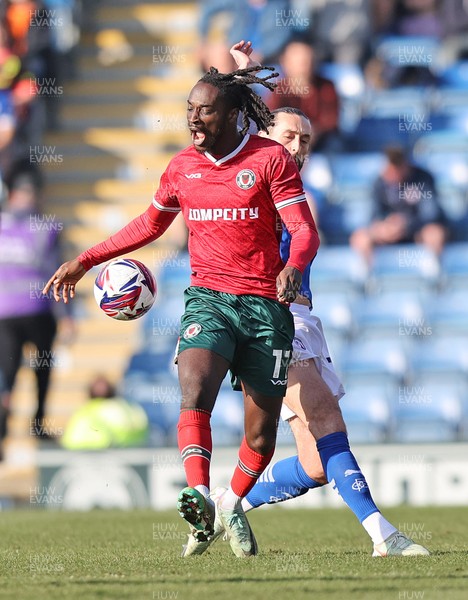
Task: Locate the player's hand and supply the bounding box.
[276,266,302,304]
[43,259,87,304]
[230,40,261,70]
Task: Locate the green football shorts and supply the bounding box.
[177,286,294,397]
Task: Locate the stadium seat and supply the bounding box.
[363,88,427,118]
[319,63,365,99]
[413,130,468,156]
[340,384,393,443]
[393,383,462,442]
[157,250,191,290]
[329,153,385,186]
[301,153,333,193]
[350,116,413,152]
[308,246,368,293]
[370,244,440,291]
[325,184,374,234]
[375,36,440,68]
[436,183,468,236]
[125,347,177,379]
[411,335,468,376]
[439,61,468,88]
[414,151,468,186]
[354,292,425,340]
[441,242,468,284]
[122,375,177,445]
[311,291,358,339]
[425,289,468,333]
[339,338,409,384]
[432,88,468,115]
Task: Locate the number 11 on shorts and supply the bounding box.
[272,349,291,380]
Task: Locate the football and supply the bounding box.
[94,258,157,321]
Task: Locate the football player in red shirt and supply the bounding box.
[44,66,320,557]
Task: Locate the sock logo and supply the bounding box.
[181,444,211,462]
[351,478,368,492]
[344,469,361,477]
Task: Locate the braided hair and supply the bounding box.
[199,66,278,135]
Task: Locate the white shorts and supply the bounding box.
[281,303,345,421]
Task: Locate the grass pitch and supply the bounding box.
[0,506,466,600]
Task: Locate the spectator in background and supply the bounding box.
[198,0,293,73]
[0,160,74,455]
[350,145,447,264]
[266,37,342,152]
[392,0,442,38]
[311,0,371,65]
[60,374,148,450]
[438,0,468,65]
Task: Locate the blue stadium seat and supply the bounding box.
[355,292,425,340]
[411,335,468,376]
[393,383,462,442]
[375,36,440,68]
[339,338,409,384]
[301,153,333,194]
[363,88,427,118]
[319,63,365,98]
[442,243,468,283]
[413,130,468,155]
[414,151,468,186]
[308,246,368,293]
[324,184,374,234]
[340,385,393,443]
[157,250,191,291]
[439,61,468,88]
[425,289,468,333]
[370,244,441,291]
[432,88,468,115]
[436,184,468,239]
[311,291,358,338]
[125,347,177,379]
[329,153,385,186]
[350,116,413,152]
[122,374,179,445]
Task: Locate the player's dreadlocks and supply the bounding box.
[199,66,278,134]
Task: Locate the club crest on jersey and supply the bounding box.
[236,169,256,190]
[183,323,202,339]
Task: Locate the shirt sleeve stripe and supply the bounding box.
[276,195,307,211]
[152,198,181,213]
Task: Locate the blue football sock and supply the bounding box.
[316,431,379,523]
[245,455,322,508]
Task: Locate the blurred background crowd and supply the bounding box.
[1,0,468,489]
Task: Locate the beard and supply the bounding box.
[295,154,305,171]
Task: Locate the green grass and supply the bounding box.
[0,506,467,600]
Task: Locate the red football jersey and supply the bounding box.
[153,134,307,298]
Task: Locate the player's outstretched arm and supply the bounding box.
[43,204,176,304]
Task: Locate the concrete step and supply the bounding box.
[76,55,198,83]
[0,461,36,496]
[64,75,196,104]
[92,3,198,34]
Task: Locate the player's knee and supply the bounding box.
[245,431,276,456]
[305,466,328,485]
[310,400,346,438]
[179,382,216,412]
